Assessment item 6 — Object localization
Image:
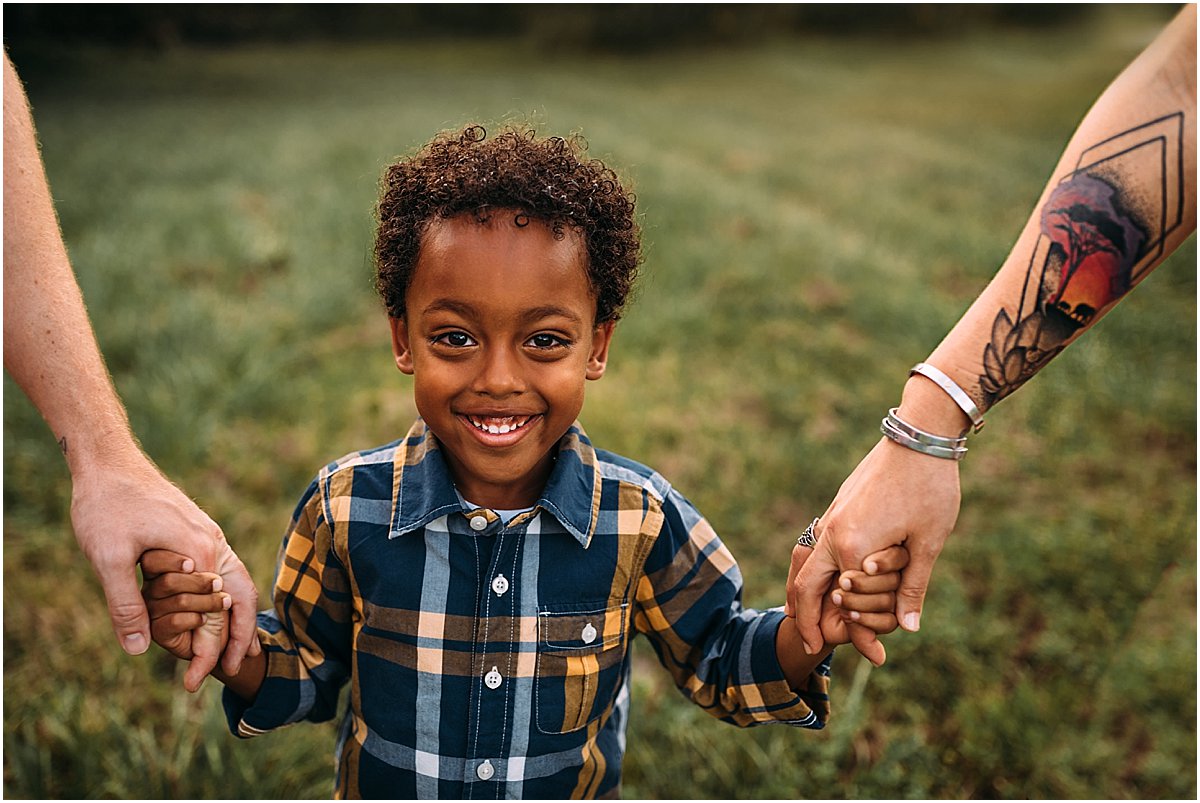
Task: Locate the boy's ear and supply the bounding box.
[585,321,616,381]
[389,317,415,375]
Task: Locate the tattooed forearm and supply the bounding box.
[979,112,1187,407]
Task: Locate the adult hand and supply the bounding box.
[785,437,961,661]
[784,527,908,665]
[70,452,260,677]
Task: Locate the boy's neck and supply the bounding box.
[442,448,556,510]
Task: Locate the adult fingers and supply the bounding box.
[896,542,942,633]
[782,542,812,618]
[217,544,261,674]
[791,535,841,656]
[94,558,152,656]
[140,549,196,580]
[185,611,228,693]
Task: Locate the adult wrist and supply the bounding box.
[897,372,975,439]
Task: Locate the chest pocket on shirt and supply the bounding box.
[535,601,629,734]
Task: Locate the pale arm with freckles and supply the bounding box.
[3,51,259,678]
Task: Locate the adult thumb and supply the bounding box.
[896,550,935,633]
[102,570,152,655]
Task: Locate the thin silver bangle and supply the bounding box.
[910,362,985,434]
[881,408,967,461]
[884,407,967,448]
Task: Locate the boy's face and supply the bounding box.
[390,212,615,510]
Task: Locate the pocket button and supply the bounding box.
[581,622,597,644]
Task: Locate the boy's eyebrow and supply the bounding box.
[422,299,587,326]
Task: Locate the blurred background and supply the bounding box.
[3,3,1194,798]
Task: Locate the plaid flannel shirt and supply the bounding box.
[223,419,831,799]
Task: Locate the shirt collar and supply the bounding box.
[389,419,602,548]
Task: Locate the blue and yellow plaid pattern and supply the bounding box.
[223,420,831,798]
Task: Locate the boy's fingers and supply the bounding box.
[834,590,896,613]
[838,570,900,594]
[861,544,909,574]
[847,611,900,635]
[140,549,196,579]
[847,622,885,666]
[150,611,206,636]
[143,571,223,600]
[146,591,231,618]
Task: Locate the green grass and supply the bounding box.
[5,8,1195,798]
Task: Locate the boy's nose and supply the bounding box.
[473,346,525,397]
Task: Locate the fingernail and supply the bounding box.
[904,612,920,631]
[839,576,852,591]
[865,560,878,574]
[211,576,224,592]
[831,592,843,606]
[222,594,232,610]
[123,633,148,655]
[802,640,816,655]
[181,559,195,573]
[849,610,861,621]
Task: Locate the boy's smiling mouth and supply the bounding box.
[459,413,540,441]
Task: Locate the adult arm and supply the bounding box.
[788,5,1197,657]
[2,51,259,674]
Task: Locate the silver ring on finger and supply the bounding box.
[796,517,819,549]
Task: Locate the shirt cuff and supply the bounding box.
[743,608,832,728]
[220,623,301,739]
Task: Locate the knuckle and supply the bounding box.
[108,598,147,627]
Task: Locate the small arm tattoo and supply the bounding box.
[979,112,1187,408]
[59,436,68,456]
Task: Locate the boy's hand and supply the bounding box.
[141,548,230,692]
[785,540,907,665]
[822,545,907,645]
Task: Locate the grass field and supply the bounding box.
[4,7,1195,798]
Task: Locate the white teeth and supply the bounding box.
[468,416,530,434]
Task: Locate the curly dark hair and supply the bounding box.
[374,124,641,324]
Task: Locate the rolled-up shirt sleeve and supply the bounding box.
[223,475,353,737]
[633,487,831,728]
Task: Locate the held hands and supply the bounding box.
[70,454,259,677]
[786,437,961,663]
[784,539,908,661]
[141,549,231,692]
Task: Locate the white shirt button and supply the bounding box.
[581,622,598,644]
[491,574,509,596]
[476,759,495,781]
[484,666,503,690]
[469,515,488,531]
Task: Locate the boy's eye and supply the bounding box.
[527,333,568,349]
[432,331,476,348]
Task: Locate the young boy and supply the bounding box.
[143,125,906,799]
